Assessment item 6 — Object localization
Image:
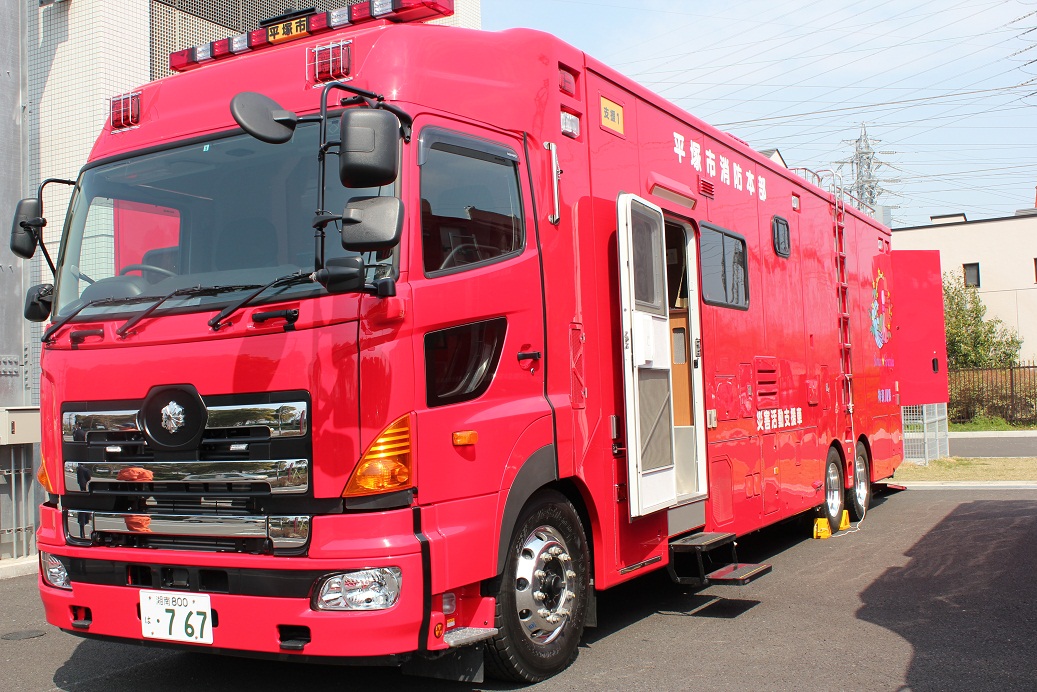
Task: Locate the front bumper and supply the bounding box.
[37,506,432,658]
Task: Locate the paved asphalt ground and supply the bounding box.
[2,487,1036,692]
[949,431,1037,458]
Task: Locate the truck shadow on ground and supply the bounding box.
[857,498,1037,692]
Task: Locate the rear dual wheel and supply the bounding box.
[847,442,871,521]
[485,490,589,683]
[822,447,845,532]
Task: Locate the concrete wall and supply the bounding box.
[893,213,1037,361]
[1,1,27,408]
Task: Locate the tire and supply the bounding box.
[485,490,589,683]
[822,447,845,532]
[847,442,871,521]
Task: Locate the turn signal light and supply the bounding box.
[343,414,413,497]
[37,458,55,494]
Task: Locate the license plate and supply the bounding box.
[140,589,213,645]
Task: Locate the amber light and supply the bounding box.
[452,430,478,446]
[37,458,55,494]
[343,414,413,497]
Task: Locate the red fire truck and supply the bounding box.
[10,1,942,682]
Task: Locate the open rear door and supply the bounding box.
[617,194,677,517]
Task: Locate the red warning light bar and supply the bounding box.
[168,1,455,73]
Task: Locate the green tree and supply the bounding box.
[943,270,1022,368]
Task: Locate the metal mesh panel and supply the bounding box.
[638,369,673,472]
[1,445,38,560]
[901,403,949,466]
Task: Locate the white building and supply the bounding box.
[24,0,481,397]
[892,206,1037,361]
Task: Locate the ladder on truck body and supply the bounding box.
[790,168,856,458]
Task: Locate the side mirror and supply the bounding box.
[313,256,365,295]
[230,92,298,144]
[340,197,404,251]
[24,284,53,322]
[11,198,43,260]
[339,109,400,188]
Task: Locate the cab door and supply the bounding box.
[617,194,677,517]
[407,122,551,511]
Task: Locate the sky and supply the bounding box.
[481,0,1037,228]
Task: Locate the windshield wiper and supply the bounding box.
[42,294,160,343]
[116,284,262,338]
[208,271,314,331]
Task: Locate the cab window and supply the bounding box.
[418,128,524,275]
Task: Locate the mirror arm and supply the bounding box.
[31,178,74,278]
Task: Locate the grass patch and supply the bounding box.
[895,457,1037,481]
[949,415,1037,432]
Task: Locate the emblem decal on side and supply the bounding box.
[161,401,186,434]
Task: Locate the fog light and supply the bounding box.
[41,552,71,590]
[315,568,401,611]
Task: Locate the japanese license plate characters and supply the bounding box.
[140,589,213,645]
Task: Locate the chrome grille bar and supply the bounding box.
[63,401,308,441]
[63,459,309,494]
[65,510,310,551]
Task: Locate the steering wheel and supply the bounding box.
[438,244,484,271]
[118,263,176,278]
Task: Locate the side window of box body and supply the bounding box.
[772,215,790,259]
[699,223,749,310]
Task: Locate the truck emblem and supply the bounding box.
[161,401,186,434]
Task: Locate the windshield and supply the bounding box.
[53,121,395,319]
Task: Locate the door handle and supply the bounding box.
[517,351,542,362]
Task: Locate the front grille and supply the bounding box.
[61,391,313,554]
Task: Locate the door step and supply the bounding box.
[442,627,498,648]
[667,532,771,587]
[706,562,772,585]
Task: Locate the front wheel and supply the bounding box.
[485,490,589,683]
[847,442,871,521]
[822,447,845,532]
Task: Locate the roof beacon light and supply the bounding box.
[110,92,141,130]
[390,0,456,22]
[348,2,373,23]
[371,0,394,18]
[328,7,351,28]
[229,33,250,54]
[168,2,455,74]
[210,38,232,60]
[313,41,351,83]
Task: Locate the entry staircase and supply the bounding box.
[667,532,771,587]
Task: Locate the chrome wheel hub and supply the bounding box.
[826,462,842,516]
[513,525,575,645]
[854,454,869,507]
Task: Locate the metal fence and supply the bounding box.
[902,403,949,465]
[1,444,37,560]
[949,362,1037,424]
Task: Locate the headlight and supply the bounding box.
[314,568,401,611]
[40,552,71,590]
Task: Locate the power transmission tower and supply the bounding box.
[838,123,898,219]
